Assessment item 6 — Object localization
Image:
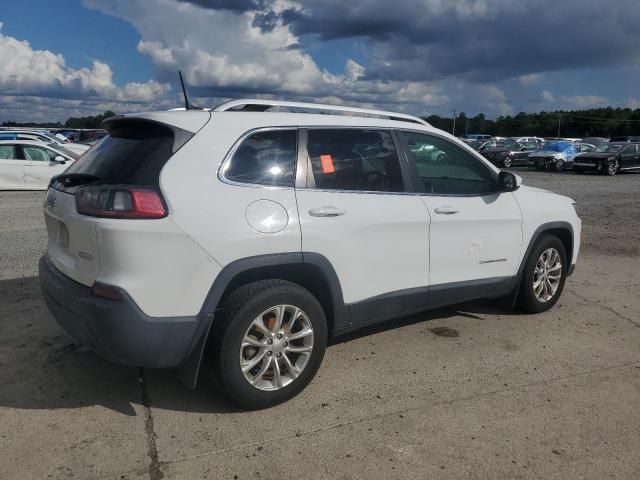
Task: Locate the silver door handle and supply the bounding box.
[309,206,347,217]
[434,206,459,215]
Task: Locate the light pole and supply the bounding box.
[452,109,457,136]
[557,113,561,138]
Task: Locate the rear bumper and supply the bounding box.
[39,255,201,368]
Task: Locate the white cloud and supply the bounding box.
[0,23,170,121]
[86,0,450,114]
[541,90,608,109]
[517,73,542,86]
[627,98,640,109]
[542,90,555,102]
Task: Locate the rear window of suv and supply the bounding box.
[58,119,191,187]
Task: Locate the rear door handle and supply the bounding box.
[434,206,459,215]
[308,206,347,217]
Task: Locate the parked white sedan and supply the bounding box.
[0,140,79,190]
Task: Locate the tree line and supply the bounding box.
[2,106,640,137]
[1,111,116,130]
[424,107,640,138]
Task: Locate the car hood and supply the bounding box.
[516,184,575,204]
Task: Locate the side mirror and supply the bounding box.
[498,171,519,192]
[53,155,66,164]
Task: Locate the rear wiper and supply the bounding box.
[52,173,101,187]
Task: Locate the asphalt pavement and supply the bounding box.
[1,169,639,479]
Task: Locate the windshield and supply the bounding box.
[48,143,80,160]
[595,143,623,153]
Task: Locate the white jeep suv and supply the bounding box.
[39,99,580,409]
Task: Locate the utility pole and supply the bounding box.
[466,117,469,136]
[452,109,457,136]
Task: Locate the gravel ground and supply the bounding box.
[1,170,639,480]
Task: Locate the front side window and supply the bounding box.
[402,131,496,195]
[23,146,56,162]
[224,130,297,187]
[621,144,637,155]
[306,129,404,192]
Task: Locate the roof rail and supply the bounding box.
[212,99,429,126]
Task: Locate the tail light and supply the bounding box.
[76,186,167,219]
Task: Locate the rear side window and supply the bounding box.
[61,120,189,187]
[224,130,297,187]
[306,129,405,192]
[0,145,17,160]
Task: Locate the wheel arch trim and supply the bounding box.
[178,252,346,388]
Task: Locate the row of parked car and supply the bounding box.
[0,128,102,190]
[463,135,640,176]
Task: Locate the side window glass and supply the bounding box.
[23,146,54,162]
[224,130,297,187]
[0,145,17,160]
[402,131,496,195]
[306,129,404,192]
[622,145,634,155]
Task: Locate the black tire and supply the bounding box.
[501,156,513,168]
[517,234,568,314]
[553,158,565,172]
[211,279,328,409]
[605,159,619,176]
[574,167,584,174]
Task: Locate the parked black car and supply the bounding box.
[481,140,539,167]
[573,142,640,175]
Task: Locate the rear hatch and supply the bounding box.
[44,112,209,286]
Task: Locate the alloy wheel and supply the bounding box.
[532,248,562,303]
[240,304,314,391]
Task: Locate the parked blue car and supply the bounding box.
[527,142,578,171]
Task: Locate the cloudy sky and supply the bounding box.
[1,0,639,122]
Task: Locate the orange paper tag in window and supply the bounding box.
[320,154,335,173]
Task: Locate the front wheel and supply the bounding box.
[517,235,568,313]
[606,159,619,176]
[554,158,565,172]
[212,280,328,409]
[501,156,513,168]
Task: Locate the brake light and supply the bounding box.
[76,187,167,219]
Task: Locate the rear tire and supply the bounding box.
[211,280,328,410]
[517,235,568,314]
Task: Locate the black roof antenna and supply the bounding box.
[178,71,201,110]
